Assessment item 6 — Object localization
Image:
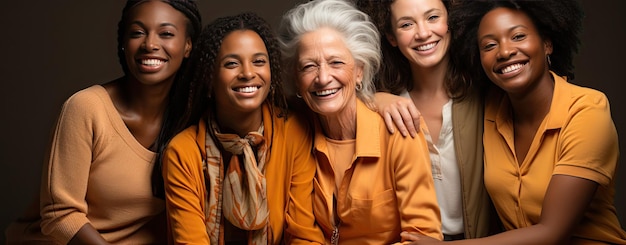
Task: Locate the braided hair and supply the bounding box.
[115,0,203,198]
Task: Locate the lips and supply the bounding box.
[498,62,526,74]
[414,41,438,51]
[140,58,165,66]
[234,86,260,93]
[313,88,339,97]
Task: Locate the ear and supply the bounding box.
[544,39,553,56]
[356,62,364,84]
[184,38,192,58]
[386,32,398,47]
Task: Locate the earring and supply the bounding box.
[547,55,552,67]
[296,93,302,98]
[355,83,363,91]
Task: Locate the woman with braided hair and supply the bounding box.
[5,1,201,244]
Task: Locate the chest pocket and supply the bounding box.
[345,188,398,233]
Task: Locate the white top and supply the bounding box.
[401,90,464,235]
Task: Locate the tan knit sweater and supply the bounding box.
[10,85,166,244]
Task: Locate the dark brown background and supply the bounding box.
[1,1,624,242]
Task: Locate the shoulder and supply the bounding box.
[55,85,114,124]
[565,82,610,108]
[61,85,110,114]
[167,123,202,152]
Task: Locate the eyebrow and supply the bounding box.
[130,21,179,30]
[221,53,269,60]
[479,24,528,41]
[395,8,443,22]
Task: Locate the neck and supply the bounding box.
[116,76,173,119]
[216,105,264,138]
[508,72,555,125]
[409,57,449,95]
[317,100,357,140]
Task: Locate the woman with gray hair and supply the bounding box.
[279,0,442,243]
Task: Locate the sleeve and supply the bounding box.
[283,117,325,244]
[391,129,443,240]
[553,92,619,186]
[163,132,211,244]
[39,90,98,244]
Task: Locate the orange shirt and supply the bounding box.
[163,104,324,244]
[484,72,626,244]
[312,99,442,244]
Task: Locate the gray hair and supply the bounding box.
[278,0,381,106]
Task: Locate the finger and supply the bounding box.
[400,231,421,241]
[383,111,396,134]
[406,103,421,137]
[397,105,418,138]
[390,109,409,137]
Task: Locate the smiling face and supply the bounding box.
[213,30,271,115]
[123,0,191,86]
[387,0,449,69]
[296,27,363,118]
[477,7,553,95]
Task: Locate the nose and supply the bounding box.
[237,62,256,80]
[414,22,432,40]
[496,41,517,60]
[315,63,331,85]
[142,33,160,51]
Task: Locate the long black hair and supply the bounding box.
[116,0,203,198]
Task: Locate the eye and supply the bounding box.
[481,42,496,51]
[399,22,413,29]
[223,60,239,68]
[129,30,145,38]
[160,31,175,38]
[300,63,317,72]
[329,60,345,67]
[427,15,440,22]
[512,33,527,41]
[253,57,268,66]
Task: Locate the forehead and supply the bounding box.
[219,30,267,54]
[297,28,351,58]
[390,0,447,17]
[478,7,535,35]
[127,1,188,27]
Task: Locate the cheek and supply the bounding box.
[259,67,272,82]
[479,52,492,73]
[394,32,413,47]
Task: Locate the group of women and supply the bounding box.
[5,0,626,244]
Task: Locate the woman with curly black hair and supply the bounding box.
[161,12,324,244]
[403,0,626,244]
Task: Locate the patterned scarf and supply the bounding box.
[203,120,270,244]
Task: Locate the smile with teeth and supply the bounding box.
[314,88,339,96]
[415,42,437,51]
[141,59,165,66]
[234,86,260,93]
[500,63,526,74]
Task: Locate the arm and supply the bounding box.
[374,92,421,138]
[283,117,325,244]
[392,132,442,241]
[39,91,110,244]
[403,175,597,245]
[68,224,110,245]
[163,134,211,244]
[404,91,617,245]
